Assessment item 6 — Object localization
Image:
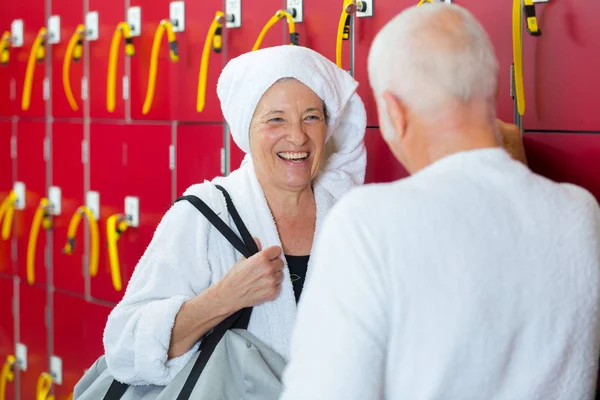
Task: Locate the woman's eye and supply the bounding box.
[305,115,321,121]
[268,117,284,123]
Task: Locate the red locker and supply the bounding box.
[524,132,600,202]
[176,124,223,196]
[52,293,112,399]
[129,0,176,121]
[52,122,85,295]
[50,0,85,119]
[522,1,600,131]
[12,0,47,119]
[17,283,49,400]
[229,135,246,174]
[0,2,17,117]
[15,121,47,286]
[364,128,408,184]
[0,122,13,276]
[353,0,516,126]
[88,0,126,120]
[0,277,15,400]
[90,123,171,303]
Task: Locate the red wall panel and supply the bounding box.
[0,2,17,117]
[18,283,48,400]
[90,123,171,303]
[52,123,85,295]
[0,277,15,400]
[524,132,600,203]
[295,0,340,67]
[176,124,223,196]
[15,121,47,285]
[12,0,47,119]
[364,127,408,184]
[88,0,126,120]
[0,122,13,276]
[229,135,246,174]
[522,1,600,132]
[50,0,85,119]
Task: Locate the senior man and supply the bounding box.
[280,4,600,400]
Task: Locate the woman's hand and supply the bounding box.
[217,239,285,310]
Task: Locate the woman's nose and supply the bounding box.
[285,121,308,146]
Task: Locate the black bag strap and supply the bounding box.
[103,185,258,400]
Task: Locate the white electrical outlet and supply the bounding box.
[13,181,25,210]
[287,0,303,23]
[16,343,27,371]
[86,191,100,220]
[48,15,61,44]
[356,0,373,17]
[124,196,139,228]
[170,2,185,32]
[85,11,99,41]
[48,186,62,216]
[225,0,242,28]
[127,6,141,37]
[11,19,24,47]
[50,355,63,385]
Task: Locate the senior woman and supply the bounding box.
[102,45,367,386]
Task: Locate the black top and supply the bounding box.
[285,255,310,304]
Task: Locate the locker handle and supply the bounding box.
[22,27,47,111]
[142,19,179,115]
[252,10,298,52]
[417,0,435,5]
[197,11,225,113]
[107,214,128,291]
[36,372,54,400]
[0,190,17,240]
[63,24,85,111]
[63,205,100,278]
[336,0,355,69]
[0,31,11,65]
[0,355,16,400]
[107,22,135,113]
[27,198,52,285]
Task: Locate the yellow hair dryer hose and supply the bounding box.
[36,372,54,400]
[107,214,127,291]
[0,31,11,65]
[27,198,51,285]
[63,24,85,111]
[336,0,355,68]
[197,11,224,113]
[63,205,100,278]
[417,0,434,5]
[142,20,179,115]
[22,27,47,111]
[107,22,135,113]
[0,191,17,240]
[253,10,298,51]
[0,355,16,400]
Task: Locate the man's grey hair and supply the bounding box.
[368,4,499,138]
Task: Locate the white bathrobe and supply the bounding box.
[281,148,600,400]
[102,45,367,386]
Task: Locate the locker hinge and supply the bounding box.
[43,77,50,101]
[81,76,89,101]
[45,304,50,328]
[10,135,17,159]
[122,76,130,100]
[509,64,515,99]
[82,139,89,164]
[43,137,50,161]
[220,148,226,176]
[169,145,175,170]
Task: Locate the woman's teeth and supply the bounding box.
[277,152,309,162]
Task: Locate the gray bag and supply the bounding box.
[74,186,285,399]
[73,329,286,400]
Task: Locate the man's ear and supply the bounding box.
[381,91,407,142]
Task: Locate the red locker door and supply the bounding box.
[12,1,47,119]
[17,283,49,400]
[52,293,112,399]
[50,0,85,119]
[0,2,17,117]
[15,121,48,286]
[52,122,85,295]
[88,0,126,120]
[0,122,13,276]
[176,124,223,196]
[364,128,408,184]
[522,1,600,131]
[524,132,600,202]
[0,277,15,400]
[90,123,171,303]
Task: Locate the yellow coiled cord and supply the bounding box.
[197,11,224,113]
[0,355,16,400]
[27,198,51,285]
[107,214,128,291]
[0,31,11,65]
[253,10,298,51]
[22,27,47,111]
[0,191,17,240]
[142,19,179,115]
[36,372,54,400]
[63,205,100,278]
[107,22,135,113]
[63,24,85,111]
